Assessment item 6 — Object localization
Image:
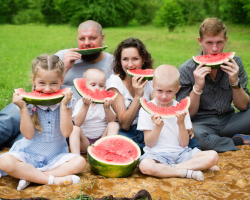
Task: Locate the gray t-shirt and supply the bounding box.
[55,49,114,100]
[176,55,249,116]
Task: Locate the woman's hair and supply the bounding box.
[113,37,153,80]
[31,54,64,132]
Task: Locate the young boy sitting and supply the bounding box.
[137,65,220,181]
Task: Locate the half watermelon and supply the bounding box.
[87,135,141,178]
[140,97,190,118]
[73,78,117,103]
[15,88,71,106]
[193,52,235,69]
[127,69,155,81]
[74,46,107,55]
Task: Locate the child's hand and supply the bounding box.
[13,93,26,109]
[61,90,73,105]
[188,128,194,139]
[82,96,92,107]
[176,110,187,125]
[103,97,114,110]
[151,114,164,127]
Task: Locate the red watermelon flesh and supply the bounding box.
[73,78,117,103]
[15,88,70,106]
[87,135,141,178]
[140,97,190,118]
[193,52,235,69]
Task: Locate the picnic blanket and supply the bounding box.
[1,146,250,200]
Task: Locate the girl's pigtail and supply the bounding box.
[31,106,43,133]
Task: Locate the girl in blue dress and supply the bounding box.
[0,55,86,190]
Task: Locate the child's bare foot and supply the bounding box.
[208,165,220,171]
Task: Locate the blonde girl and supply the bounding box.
[0,55,86,190]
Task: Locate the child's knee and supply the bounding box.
[139,159,155,175]
[0,154,17,172]
[71,126,81,136]
[108,122,119,129]
[74,156,87,172]
[208,150,219,165]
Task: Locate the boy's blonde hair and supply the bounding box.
[31,54,64,132]
[199,18,227,40]
[153,64,180,88]
[83,68,106,79]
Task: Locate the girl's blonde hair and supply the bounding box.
[31,54,64,132]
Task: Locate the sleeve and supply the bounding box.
[184,111,192,130]
[106,75,123,95]
[235,56,250,96]
[137,107,155,131]
[176,61,194,102]
[54,49,68,60]
[72,99,83,118]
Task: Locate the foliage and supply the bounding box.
[12,9,44,24]
[53,0,134,27]
[153,0,185,31]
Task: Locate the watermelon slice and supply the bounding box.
[127,69,155,81]
[140,97,190,118]
[74,46,107,55]
[87,135,141,178]
[193,52,235,69]
[73,78,117,104]
[15,88,71,106]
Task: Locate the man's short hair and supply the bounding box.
[78,20,103,36]
[199,18,227,40]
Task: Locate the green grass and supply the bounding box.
[1,23,250,110]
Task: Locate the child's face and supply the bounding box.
[153,80,180,106]
[85,71,106,92]
[198,31,228,55]
[121,47,143,74]
[33,68,64,93]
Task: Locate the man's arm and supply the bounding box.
[221,57,249,110]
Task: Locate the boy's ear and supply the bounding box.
[176,85,181,93]
[60,77,64,87]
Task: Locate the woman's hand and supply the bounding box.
[132,75,148,98]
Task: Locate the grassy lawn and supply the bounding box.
[1,23,250,110]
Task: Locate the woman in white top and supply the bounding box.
[106,38,154,153]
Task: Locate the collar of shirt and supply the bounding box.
[37,103,60,111]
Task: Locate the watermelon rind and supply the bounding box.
[193,52,235,69]
[87,135,141,178]
[73,78,117,104]
[15,88,71,106]
[127,69,154,81]
[75,46,107,55]
[139,97,190,119]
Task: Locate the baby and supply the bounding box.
[70,68,119,154]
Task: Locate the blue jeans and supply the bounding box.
[0,103,23,147]
[188,137,201,150]
[118,125,145,154]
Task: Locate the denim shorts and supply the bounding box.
[139,147,201,165]
[118,125,145,154]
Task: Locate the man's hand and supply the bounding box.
[63,49,82,74]
[220,58,239,85]
[193,63,212,92]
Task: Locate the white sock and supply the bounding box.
[48,175,54,185]
[49,175,80,185]
[180,169,204,181]
[17,179,30,190]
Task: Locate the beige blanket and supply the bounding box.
[1,146,250,200]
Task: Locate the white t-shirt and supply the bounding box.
[106,74,153,126]
[137,99,192,153]
[72,99,108,139]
